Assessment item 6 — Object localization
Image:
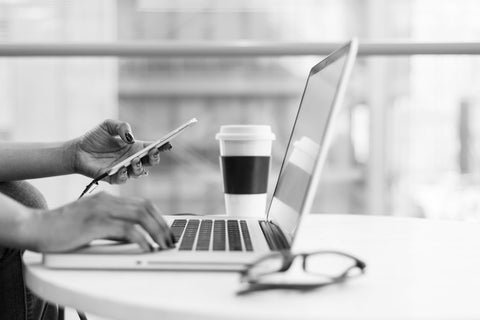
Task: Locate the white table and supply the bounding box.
[23,214,480,320]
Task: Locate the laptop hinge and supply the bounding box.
[259,221,290,251]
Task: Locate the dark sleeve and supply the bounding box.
[0,181,58,320]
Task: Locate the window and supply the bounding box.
[1,0,480,221]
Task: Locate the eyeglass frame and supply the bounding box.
[240,250,367,287]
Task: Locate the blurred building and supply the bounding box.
[2,0,480,220]
[0,0,119,204]
[115,0,370,215]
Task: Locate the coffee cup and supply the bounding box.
[216,125,275,217]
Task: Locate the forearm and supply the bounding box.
[0,193,40,251]
[0,141,75,181]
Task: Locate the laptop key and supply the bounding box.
[170,219,187,242]
[212,220,226,251]
[227,220,243,251]
[179,220,200,251]
[196,220,213,251]
[240,220,253,251]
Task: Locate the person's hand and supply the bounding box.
[68,119,172,184]
[25,192,176,253]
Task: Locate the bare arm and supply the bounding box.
[0,191,176,252]
[0,141,75,181]
[0,192,37,250]
[0,119,175,252]
[0,119,169,183]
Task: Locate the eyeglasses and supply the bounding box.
[238,250,366,294]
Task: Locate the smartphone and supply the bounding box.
[107,118,198,176]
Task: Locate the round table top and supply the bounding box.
[23,214,480,320]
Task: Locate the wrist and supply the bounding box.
[62,138,80,175]
[16,208,44,252]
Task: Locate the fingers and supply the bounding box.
[108,154,156,184]
[129,157,147,178]
[158,142,173,152]
[108,158,146,184]
[142,142,172,167]
[105,196,175,249]
[101,119,135,144]
[50,192,174,253]
[131,204,169,249]
[144,200,177,245]
[109,167,129,184]
[140,141,172,152]
[147,148,161,166]
[109,222,153,252]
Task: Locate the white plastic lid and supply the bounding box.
[215,125,276,141]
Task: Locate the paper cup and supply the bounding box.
[216,125,275,217]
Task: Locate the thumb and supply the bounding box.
[101,119,135,144]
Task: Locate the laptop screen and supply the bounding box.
[267,41,356,243]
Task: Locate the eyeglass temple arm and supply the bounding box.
[299,251,367,277]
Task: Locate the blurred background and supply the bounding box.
[2,0,480,221]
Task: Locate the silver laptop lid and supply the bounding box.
[267,39,358,244]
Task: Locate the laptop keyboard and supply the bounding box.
[171,219,253,252]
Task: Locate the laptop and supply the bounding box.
[43,39,358,271]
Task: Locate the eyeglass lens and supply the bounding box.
[304,252,362,278]
[246,253,287,278]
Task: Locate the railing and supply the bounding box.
[0,42,480,57]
